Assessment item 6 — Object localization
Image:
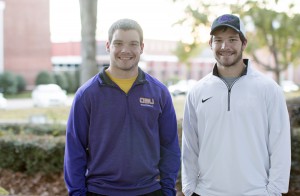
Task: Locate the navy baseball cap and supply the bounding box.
[210,14,246,38]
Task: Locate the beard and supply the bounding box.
[215,48,243,68]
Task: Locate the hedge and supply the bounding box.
[0,133,64,174]
[0,122,299,192]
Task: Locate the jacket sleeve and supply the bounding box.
[266,87,291,195]
[64,95,89,196]
[181,93,199,196]
[158,92,181,196]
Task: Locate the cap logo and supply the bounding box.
[218,15,236,24]
[210,14,246,38]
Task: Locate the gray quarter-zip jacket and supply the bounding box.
[182,59,291,196]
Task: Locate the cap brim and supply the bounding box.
[210,24,241,35]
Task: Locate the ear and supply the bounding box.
[106,41,110,52]
[242,39,247,51]
[140,42,144,54]
[209,40,212,49]
[208,36,213,49]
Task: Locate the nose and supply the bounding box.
[120,44,131,52]
[221,41,226,49]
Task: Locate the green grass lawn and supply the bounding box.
[285,90,300,100]
[0,106,71,122]
[0,96,186,122]
[172,95,186,120]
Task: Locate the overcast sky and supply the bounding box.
[50,0,189,42]
[50,0,299,43]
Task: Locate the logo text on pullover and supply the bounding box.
[140,97,154,107]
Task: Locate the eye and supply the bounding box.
[130,42,139,47]
[113,41,122,46]
[213,39,222,43]
[229,38,238,42]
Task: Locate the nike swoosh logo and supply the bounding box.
[202,97,212,103]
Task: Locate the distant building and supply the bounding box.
[0,0,4,73]
[3,0,52,89]
[52,39,215,83]
[1,0,299,90]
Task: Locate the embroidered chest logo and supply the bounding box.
[140,97,155,107]
[202,97,212,103]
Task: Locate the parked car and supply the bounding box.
[32,84,67,107]
[280,80,299,93]
[168,79,197,96]
[0,93,7,109]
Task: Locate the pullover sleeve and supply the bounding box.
[158,93,181,196]
[266,87,291,195]
[181,93,199,196]
[64,96,89,196]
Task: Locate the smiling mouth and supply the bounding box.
[119,57,132,60]
[219,52,234,56]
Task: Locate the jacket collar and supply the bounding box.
[98,66,147,86]
[213,59,249,77]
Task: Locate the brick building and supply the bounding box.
[3,0,52,89]
[52,39,215,83]
[1,0,298,90]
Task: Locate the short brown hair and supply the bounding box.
[108,19,143,43]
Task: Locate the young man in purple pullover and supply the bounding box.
[64,18,181,196]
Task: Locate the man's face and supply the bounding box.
[106,29,144,72]
[210,27,246,68]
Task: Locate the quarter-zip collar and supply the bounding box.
[212,59,249,77]
[212,59,249,111]
[98,66,148,86]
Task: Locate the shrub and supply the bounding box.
[64,71,79,93]
[0,72,18,94]
[290,134,300,193]
[0,123,66,174]
[54,72,68,90]
[0,123,66,136]
[0,121,299,193]
[35,71,55,85]
[16,75,26,92]
[0,134,65,174]
[287,97,300,128]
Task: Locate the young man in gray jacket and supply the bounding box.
[182,14,291,196]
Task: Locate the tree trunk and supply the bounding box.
[275,68,280,84]
[79,0,98,85]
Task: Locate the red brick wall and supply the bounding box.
[52,42,81,56]
[4,0,51,88]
